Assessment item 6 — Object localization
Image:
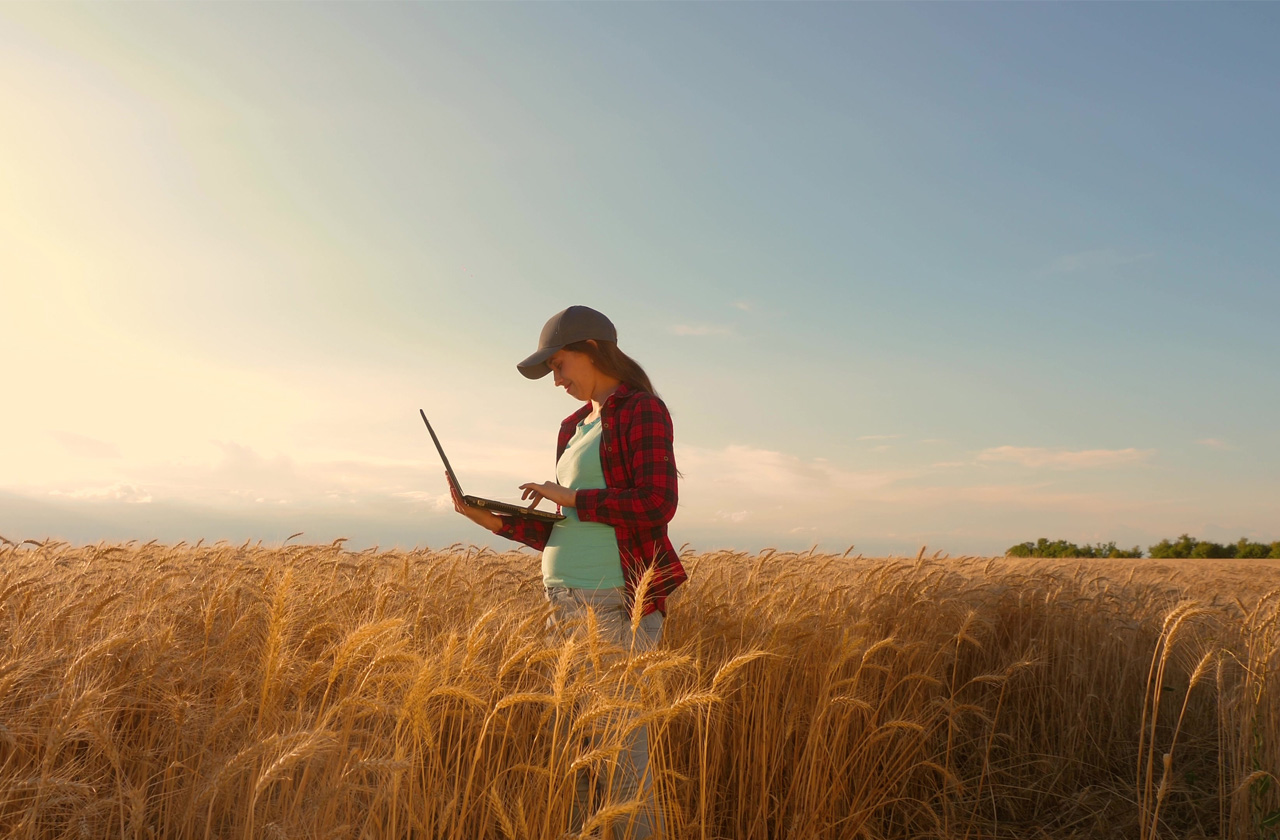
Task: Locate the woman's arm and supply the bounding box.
[493,515,554,551]
[448,474,553,549]
[574,394,678,529]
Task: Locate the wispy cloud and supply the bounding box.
[394,490,454,511]
[677,443,913,502]
[672,442,1168,550]
[1197,438,1238,451]
[670,323,734,337]
[49,482,152,504]
[10,433,1252,557]
[1043,249,1154,276]
[51,431,120,459]
[977,445,1152,470]
[891,482,1128,514]
[857,434,903,441]
[731,300,751,311]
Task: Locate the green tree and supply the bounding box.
[1236,538,1271,559]
[1190,540,1234,559]
[1150,534,1198,559]
[1005,538,1143,559]
[1009,534,1273,561]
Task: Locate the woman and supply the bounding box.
[449,304,684,839]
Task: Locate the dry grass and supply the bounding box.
[0,539,1277,839]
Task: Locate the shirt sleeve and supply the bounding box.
[494,515,554,551]
[575,395,678,529]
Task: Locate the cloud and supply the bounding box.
[677,443,913,504]
[976,446,1152,470]
[890,482,1127,514]
[672,441,1166,552]
[1043,249,1154,276]
[21,432,550,530]
[856,434,902,441]
[669,323,734,337]
[11,430,1248,558]
[1196,438,1237,451]
[193,443,463,510]
[731,301,751,311]
[210,441,298,483]
[394,490,453,511]
[49,482,152,504]
[50,431,120,459]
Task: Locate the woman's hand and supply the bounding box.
[447,473,504,532]
[519,481,577,509]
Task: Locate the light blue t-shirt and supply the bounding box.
[541,415,624,589]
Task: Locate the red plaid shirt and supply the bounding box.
[495,383,686,617]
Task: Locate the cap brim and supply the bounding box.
[516,345,560,380]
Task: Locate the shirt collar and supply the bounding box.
[568,382,635,424]
[600,382,636,415]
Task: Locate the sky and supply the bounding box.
[2,3,1277,557]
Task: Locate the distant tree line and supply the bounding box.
[1005,534,1280,559]
[1005,538,1143,558]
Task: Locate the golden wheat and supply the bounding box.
[0,540,1276,839]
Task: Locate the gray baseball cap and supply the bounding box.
[517,305,617,379]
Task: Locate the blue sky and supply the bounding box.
[2,4,1277,555]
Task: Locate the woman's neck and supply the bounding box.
[588,379,621,417]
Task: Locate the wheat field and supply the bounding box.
[0,539,1276,840]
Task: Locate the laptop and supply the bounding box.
[420,409,565,522]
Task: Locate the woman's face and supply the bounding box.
[548,348,597,401]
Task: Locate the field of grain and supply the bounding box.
[0,539,1277,840]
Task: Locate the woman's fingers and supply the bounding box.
[444,473,502,531]
[519,481,571,508]
[516,482,544,510]
[447,473,468,512]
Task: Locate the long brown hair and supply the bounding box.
[563,339,657,396]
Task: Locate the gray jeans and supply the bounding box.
[544,586,665,840]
